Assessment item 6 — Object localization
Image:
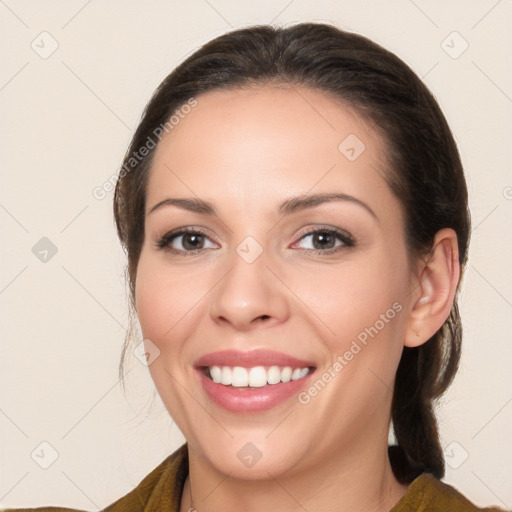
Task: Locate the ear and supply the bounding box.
[405,228,461,348]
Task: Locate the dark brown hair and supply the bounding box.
[113,22,470,484]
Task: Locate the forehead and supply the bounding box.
[153,84,380,161]
[147,84,398,221]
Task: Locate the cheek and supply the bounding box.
[290,259,409,426]
[133,252,221,437]
[296,263,406,339]
[288,248,410,379]
[135,260,171,342]
[134,253,202,354]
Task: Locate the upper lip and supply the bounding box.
[194,349,316,369]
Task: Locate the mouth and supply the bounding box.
[194,349,317,412]
[199,365,314,388]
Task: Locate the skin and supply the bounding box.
[134,84,460,511]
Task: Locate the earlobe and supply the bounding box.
[405,228,460,348]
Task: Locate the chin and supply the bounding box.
[198,437,303,480]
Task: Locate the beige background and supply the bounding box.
[1,0,511,509]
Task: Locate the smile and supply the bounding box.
[205,365,312,388]
[194,349,317,413]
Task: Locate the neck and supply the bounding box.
[180,436,409,512]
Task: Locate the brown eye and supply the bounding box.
[180,233,205,250]
[156,228,218,254]
[294,228,354,253]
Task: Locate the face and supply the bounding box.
[135,84,417,479]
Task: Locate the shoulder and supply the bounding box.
[1,444,189,512]
[391,473,507,512]
[0,508,86,512]
[102,443,188,511]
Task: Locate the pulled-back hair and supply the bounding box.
[113,22,470,483]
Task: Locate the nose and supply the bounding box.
[208,247,290,331]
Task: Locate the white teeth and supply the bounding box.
[248,366,267,387]
[232,366,248,387]
[291,368,302,381]
[210,366,222,383]
[207,365,312,387]
[267,365,281,384]
[281,367,292,383]
[221,366,232,385]
[299,367,309,378]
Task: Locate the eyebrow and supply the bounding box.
[147,192,377,220]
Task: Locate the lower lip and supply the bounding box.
[197,369,314,413]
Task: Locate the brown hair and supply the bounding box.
[113,22,470,483]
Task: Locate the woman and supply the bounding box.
[8,22,505,512]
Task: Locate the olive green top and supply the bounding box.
[4,444,506,511]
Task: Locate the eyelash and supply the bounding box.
[155,226,355,256]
